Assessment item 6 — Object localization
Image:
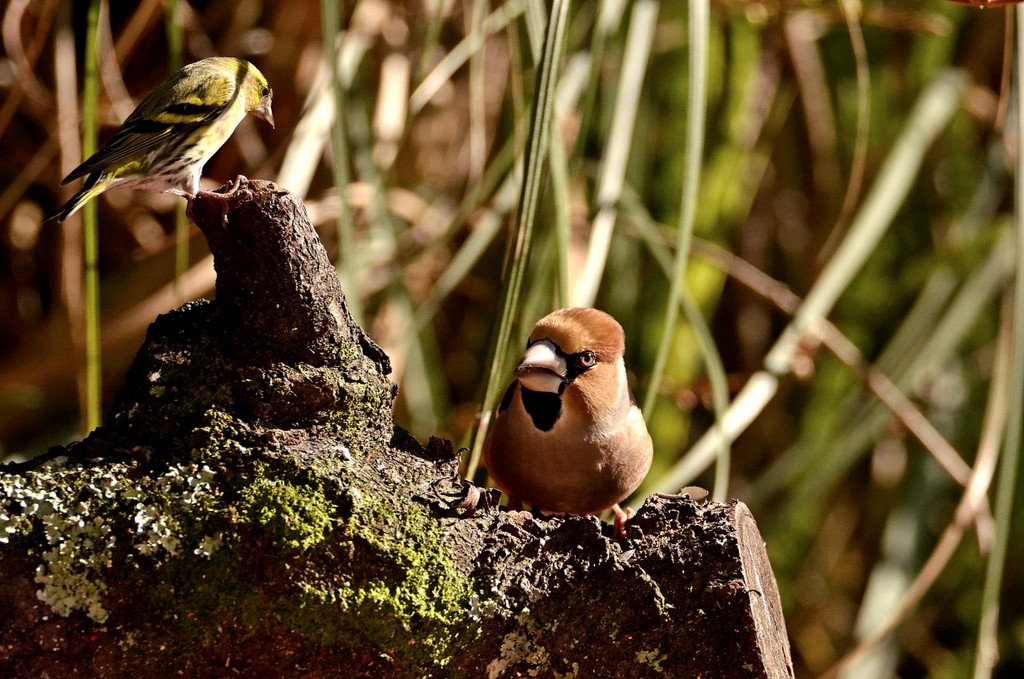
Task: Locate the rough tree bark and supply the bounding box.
[0,180,793,678]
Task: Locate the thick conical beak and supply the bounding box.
[254,102,275,128]
[514,340,567,394]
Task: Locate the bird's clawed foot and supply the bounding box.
[170,189,196,221]
[611,503,635,539]
[498,496,538,524]
[186,177,249,226]
[223,174,249,195]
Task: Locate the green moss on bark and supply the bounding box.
[0,371,480,677]
[235,467,337,552]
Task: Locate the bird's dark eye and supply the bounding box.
[575,351,597,369]
[261,86,270,98]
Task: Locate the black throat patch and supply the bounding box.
[520,386,562,432]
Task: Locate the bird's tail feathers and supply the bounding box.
[53,181,104,223]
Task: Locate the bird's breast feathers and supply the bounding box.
[482,307,653,515]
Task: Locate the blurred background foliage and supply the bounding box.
[1,0,1023,676]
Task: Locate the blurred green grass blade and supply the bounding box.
[410,0,527,115]
[522,0,547,63]
[756,194,1005,505]
[684,282,730,502]
[619,188,730,502]
[803,229,1011,494]
[83,0,101,432]
[277,35,368,201]
[396,295,447,437]
[683,0,732,503]
[764,70,969,375]
[341,42,446,439]
[574,0,626,179]
[828,289,1013,675]
[642,0,705,416]
[344,68,448,436]
[465,0,570,481]
[165,0,189,295]
[320,0,359,321]
[418,0,446,80]
[469,0,488,180]
[549,113,571,307]
[572,0,657,308]
[550,52,591,307]
[649,69,969,496]
[752,269,957,502]
[413,51,587,326]
[975,10,1024,676]
[164,0,182,69]
[414,136,523,329]
[758,230,1014,600]
[436,108,524,244]
[839,473,933,679]
[641,0,732,501]
[767,186,1012,503]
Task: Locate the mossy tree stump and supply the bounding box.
[0,180,793,678]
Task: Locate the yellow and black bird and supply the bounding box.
[483,307,653,535]
[55,57,274,222]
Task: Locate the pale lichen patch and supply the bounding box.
[1,460,225,623]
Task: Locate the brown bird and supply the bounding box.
[483,307,653,535]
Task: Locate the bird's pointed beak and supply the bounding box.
[254,102,275,129]
[514,340,567,394]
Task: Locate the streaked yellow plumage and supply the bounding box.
[55,57,274,222]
